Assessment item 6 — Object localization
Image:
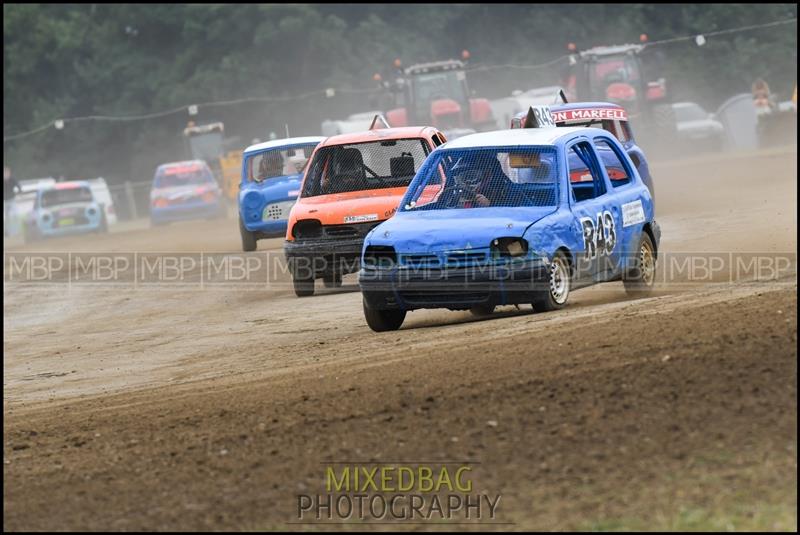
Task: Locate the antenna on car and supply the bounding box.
[369,114,391,130]
[522,107,540,129]
[559,89,568,104]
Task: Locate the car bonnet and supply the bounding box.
[366,206,555,254]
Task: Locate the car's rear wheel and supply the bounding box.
[623,232,656,297]
[363,296,406,332]
[532,249,571,312]
[469,304,495,317]
[239,215,258,252]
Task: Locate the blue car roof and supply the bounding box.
[243,136,326,156]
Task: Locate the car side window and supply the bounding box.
[593,138,632,188]
[614,121,630,143]
[568,141,606,203]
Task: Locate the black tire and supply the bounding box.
[623,232,656,297]
[531,249,571,312]
[363,296,406,332]
[292,272,315,297]
[323,271,342,288]
[469,304,495,317]
[239,215,258,252]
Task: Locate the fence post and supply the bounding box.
[124,180,139,220]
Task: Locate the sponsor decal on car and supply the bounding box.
[344,214,379,224]
[552,108,628,122]
[622,199,646,227]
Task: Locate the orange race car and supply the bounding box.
[284,120,447,296]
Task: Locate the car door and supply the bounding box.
[565,139,618,284]
[591,135,648,278]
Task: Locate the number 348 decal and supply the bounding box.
[580,211,616,259]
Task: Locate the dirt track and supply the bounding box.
[3,147,797,530]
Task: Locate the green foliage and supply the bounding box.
[3,4,797,184]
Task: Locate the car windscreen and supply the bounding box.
[247,143,318,183]
[301,138,430,197]
[401,147,559,211]
[155,165,214,188]
[40,187,94,208]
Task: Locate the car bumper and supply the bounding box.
[359,258,550,310]
[284,237,366,277]
[39,222,102,237]
[243,219,288,238]
[151,201,222,223]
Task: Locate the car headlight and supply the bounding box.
[363,245,397,269]
[491,237,528,258]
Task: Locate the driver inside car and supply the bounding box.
[257,152,284,182]
[450,154,511,207]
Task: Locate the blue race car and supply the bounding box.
[238,136,325,251]
[150,160,226,226]
[359,120,660,331]
[23,181,108,243]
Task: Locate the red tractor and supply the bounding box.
[561,37,677,146]
[378,53,496,132]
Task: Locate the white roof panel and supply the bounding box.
[442,126,589,149]
[244,136,326,155]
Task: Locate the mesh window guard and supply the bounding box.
[401,147,560,211]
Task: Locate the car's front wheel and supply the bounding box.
[239,215,257,252]
[363,297,406,332]
[470,304,495,317]
[532,249,571,312]
[323,271,342,288]
[623,232,656,297]
[292,272,315,297]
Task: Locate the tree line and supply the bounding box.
[3,3,797,184]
